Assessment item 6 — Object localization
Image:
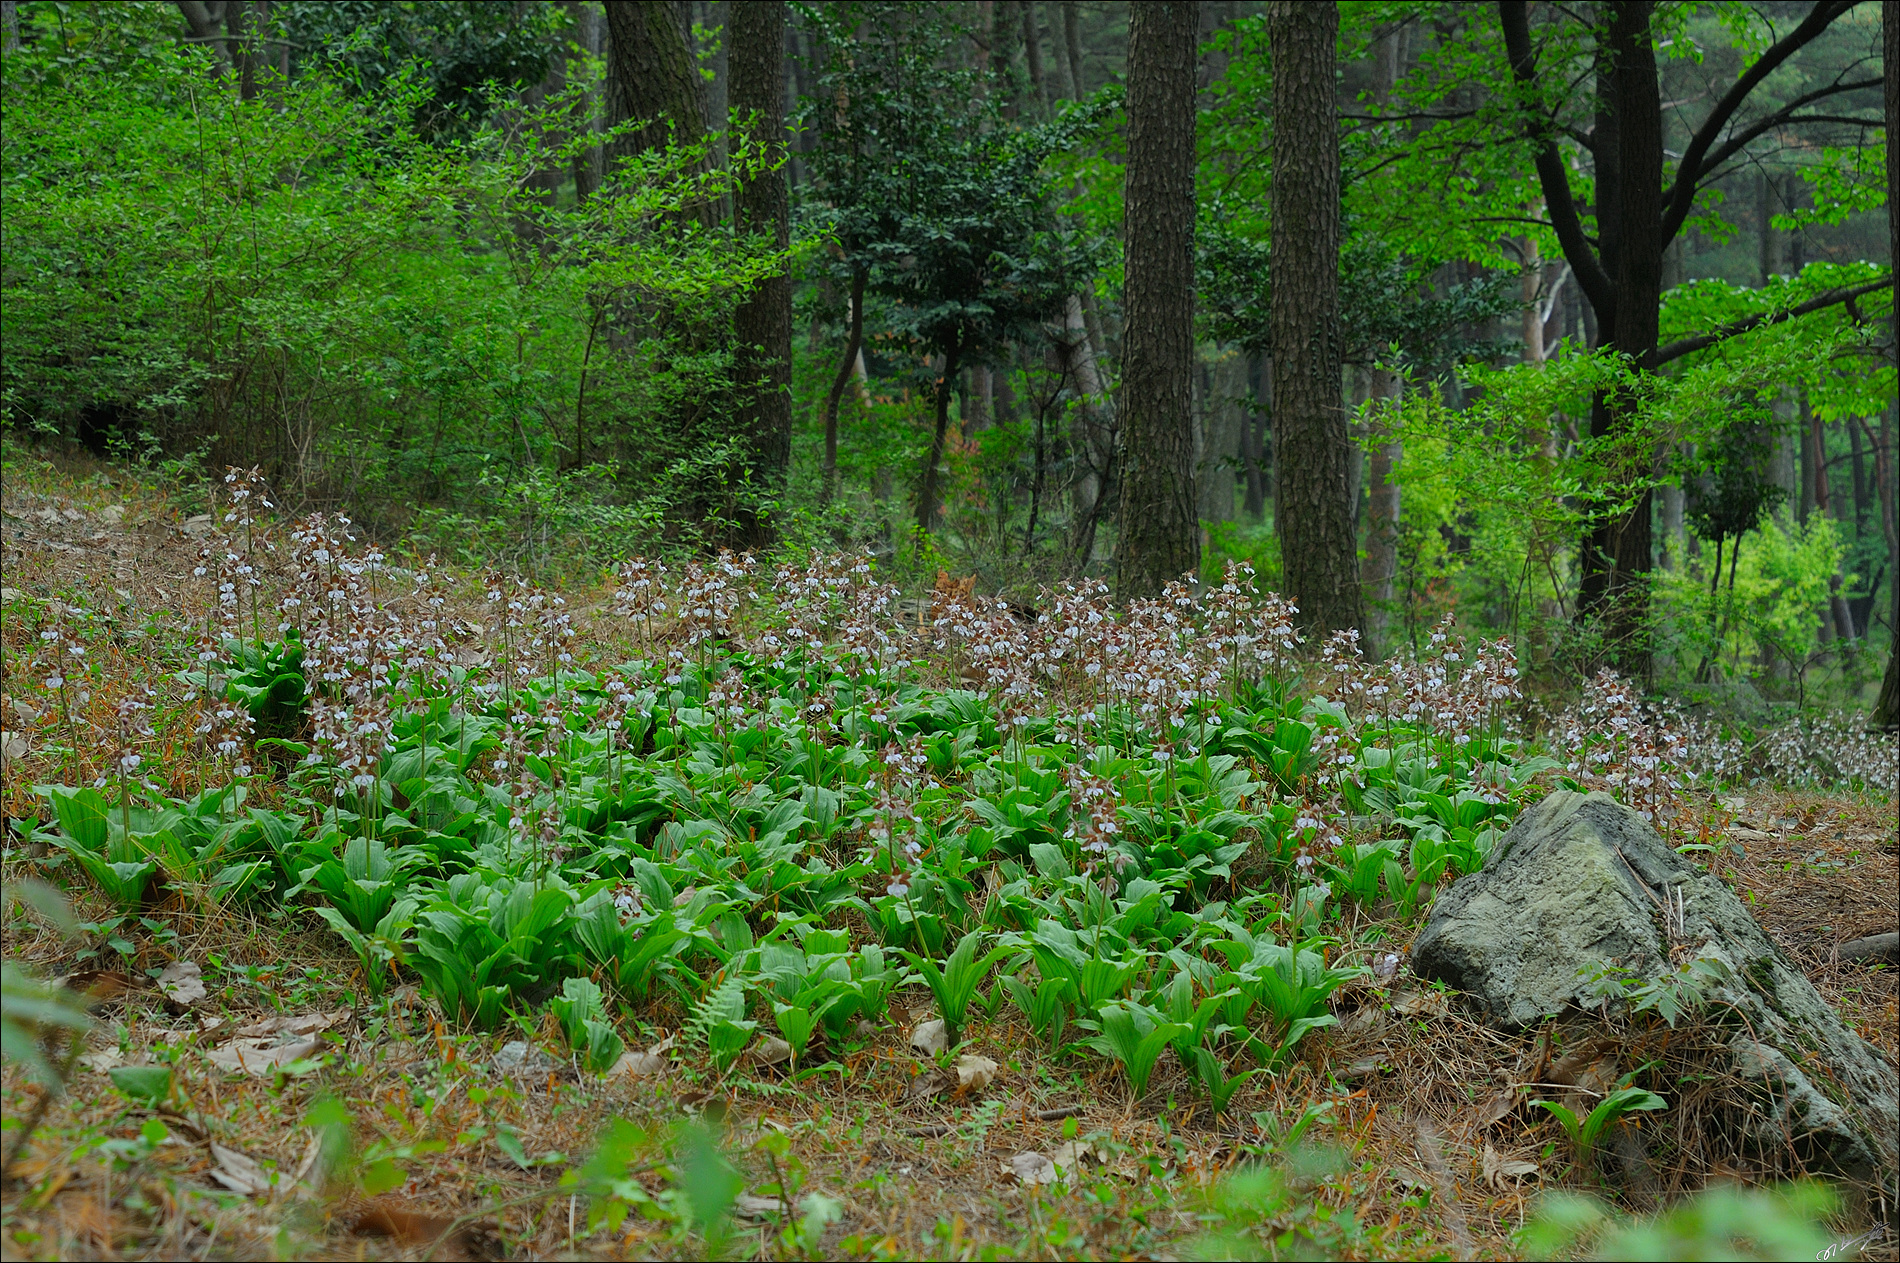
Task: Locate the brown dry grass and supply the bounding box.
[4,447,1897,1261]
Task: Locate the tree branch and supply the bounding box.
[174,0,231,62]
[1659,1,1862,244]
[1652,278,1889,365]
[1682,91,1884,206]
[1498,0,1615,319]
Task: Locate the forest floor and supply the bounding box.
[1,451,1895,1262]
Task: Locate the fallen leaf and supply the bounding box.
[1002,1150,1059,1186]
[349,1202,504,1261]
[904,1068,952,1102]
[205,1036,321,1075]
[1474,1085,1520,1129]
[1,731,29,764]
[9,698,38,725]
[57,969,134,1006]
[733,1193,789,1220]
[97,505,125,525]
[954,1053,998,1093]
[909,1019,947,1056]
[288,1131,323,1198]
[606,1049,669,1079]
[1482,1142,1539,1190]
[157,961,207,1009]
[208,1142,277,1196]
[1388,1165,1432,1192]
[77,1048,126,1073]
[750,1036,794,1066]
[233,1009,349,1039]
[1391,991,1449,1018]
[1049,1140,1107,1171]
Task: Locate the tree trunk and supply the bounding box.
[1044,1,1076,100]
[820,268,865,506]
[729,0,792,543]
[604,1,707,195]
[1115,0,1199,597]
[3,0,20,52]
[570,1,603,200]
[1268,0,1359,637]
[917,346,963,533]
[1362,368,1402,657]
[1061,1,1086,97]
[1020,4,1049,112]
[1575,1,1661,672]
[1240,352,1268,520]
[992,0,1028,120]
[1878,0,1900,731]
[1199,351,1245,523]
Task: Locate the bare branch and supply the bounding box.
[1498,0,1614,318]
[1659,1,1863,245]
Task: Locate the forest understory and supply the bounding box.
[1,452,1895,1263]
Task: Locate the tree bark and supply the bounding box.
[604,1,707,194]
[820,268,865,506]
[1878,0,1899,730]
[1017,2,1048,114]
[1362,368,1402,656]
[1061,1,1086,97]
[1572,2,1662,670]
[917,345,963,533]
[569,2,603,200]
[1268,1,1359,637]
[729,0,791,541]
[1115,0,1199,597]
[3,0,20,52]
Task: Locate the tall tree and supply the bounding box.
[1269,1,1361,637]
[1116,0,1199,597]
[1876,0,1898,731]
[729,0,792,542]
[1361,22,1405,657]
[604,1,706,194]
[1500,0,1884,670]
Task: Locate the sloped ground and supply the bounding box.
[2,449,1895,1262]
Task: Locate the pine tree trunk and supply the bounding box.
[1115,0,1199,597]
[729,0,792,544]
[1877,0,1899,731]
[1268,1,1360,637]
[604,1,707,201]
[1362,368,1402,656]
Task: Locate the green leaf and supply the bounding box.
[108,1064,173,1107]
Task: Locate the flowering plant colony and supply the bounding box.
[21,469,1873,1097]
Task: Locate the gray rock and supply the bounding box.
[1413,790,1898,1184]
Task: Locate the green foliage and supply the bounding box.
[551,977,627,1075]
[1531,1086,1668,1172]
[1520,1180,1840,1262]
[0,955,92,1087]
[178,636,308,740]
[1,21,790,556]
[900,929,1011,1050]
[1087,1000,1188,1099]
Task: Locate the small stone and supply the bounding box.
[494,1040,555,1075]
